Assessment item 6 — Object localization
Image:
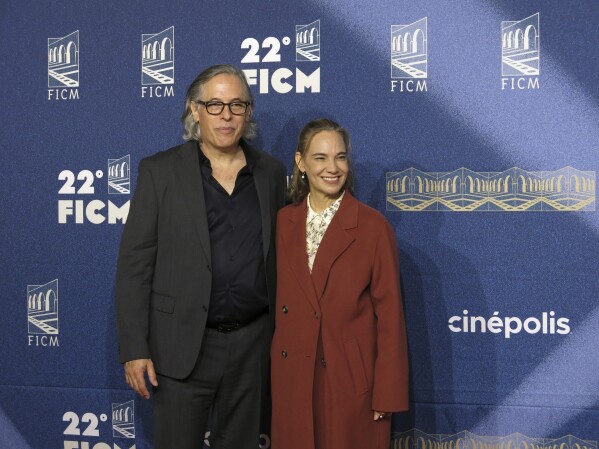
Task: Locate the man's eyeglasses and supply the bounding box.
[195,100,250,116]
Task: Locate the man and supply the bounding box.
[116,64,286,449]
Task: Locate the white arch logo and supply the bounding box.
[108,155,131,194]
[391,18,428,79]
[112,400,135,438]
[141,26,175,85]
[296,20,320,61]
[501,13,540,76]
[48,31,79,88]
[27,279,59,335]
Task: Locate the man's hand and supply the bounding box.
[124,359,158,399]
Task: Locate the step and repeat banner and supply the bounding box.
[1,0,598,448]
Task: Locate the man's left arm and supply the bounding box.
[115,158,159,365]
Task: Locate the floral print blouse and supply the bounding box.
[306,192,345,272]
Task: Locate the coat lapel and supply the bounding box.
[282,200,320,313]
[174,141,211,264]
[311,193,358,301]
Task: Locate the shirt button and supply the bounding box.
[282,305,288,314]
[314,312,320,319]
[281,350,288,358]
[320,357,326,367]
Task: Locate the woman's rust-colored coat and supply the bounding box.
[271,193,408,449]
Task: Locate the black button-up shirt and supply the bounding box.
[198,144,268,326]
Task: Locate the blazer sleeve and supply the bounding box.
[115,158,159,363]
[275,163,287,210]
[370,218,409,412]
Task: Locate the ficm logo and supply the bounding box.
[448,310,571,338]
[57,155,131,224]
[240,20,321,94]
[63,406,137,448]
[27,279,59,347]
[390,18,428,93]
[501,13,540,90]
[48,30,80,101]
[141,26,175,98]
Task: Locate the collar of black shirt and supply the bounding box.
[196,139,257,173]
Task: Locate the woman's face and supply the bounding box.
[296,130,349,202]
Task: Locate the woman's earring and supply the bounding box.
[301,171,306,179]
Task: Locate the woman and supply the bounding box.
[271,118,408,449]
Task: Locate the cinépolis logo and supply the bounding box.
[57,155,131,224]
[141,26,175,98]
[501,13,540,91]
[448,310,571,339]
[240,20,321,94]
[27,279,59,347]
[390,17,428,93]
[48,31,80,101]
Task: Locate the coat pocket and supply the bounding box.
[343,337,369,395]
[150,291,175,314]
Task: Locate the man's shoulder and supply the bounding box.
[246,143,286,173]
[140,141,195,167]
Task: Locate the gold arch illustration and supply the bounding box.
[391,430,596,449]
[386,167,595,212]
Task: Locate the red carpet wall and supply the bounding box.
[1,1,598,448]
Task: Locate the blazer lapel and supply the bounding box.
[311,193,358,301]
[252,159,272,262]
[282,201,320,313]
[174,141,211,264]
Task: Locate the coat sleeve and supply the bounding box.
[370,218,409,412]
[115,158,159,363]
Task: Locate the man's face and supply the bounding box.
[191,74,252,153]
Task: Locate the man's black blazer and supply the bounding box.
[116,139,286,379]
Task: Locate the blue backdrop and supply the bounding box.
[1,1,598,448]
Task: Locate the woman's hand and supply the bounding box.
[373,411,390,421]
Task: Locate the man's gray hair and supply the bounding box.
[181,64,257,141]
